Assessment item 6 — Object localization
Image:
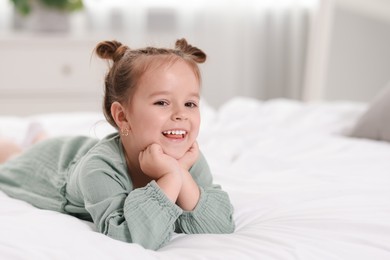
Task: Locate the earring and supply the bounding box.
[121,127,129,136]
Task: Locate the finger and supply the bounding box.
[149,143,163,155]
[187,141,199,154]
[191,141,199,151]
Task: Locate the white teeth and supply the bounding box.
[163,130,186,135]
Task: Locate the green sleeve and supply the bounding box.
[77,157,183,250]
[175,152,235,234]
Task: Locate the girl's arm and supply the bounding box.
[176,170,200,211]
[175,152,235,234]
[176,142,201,211]
[139,143,183,203]
[138,142,235,234]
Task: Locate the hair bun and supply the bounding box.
[95,40,129,62]
[175,38,206,63]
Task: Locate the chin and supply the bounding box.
[167,151,186,160]
[164,147,187,160]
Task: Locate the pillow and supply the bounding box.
[350,81,390,142]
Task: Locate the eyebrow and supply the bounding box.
[149,91,200,99]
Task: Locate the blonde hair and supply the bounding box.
[95,38,207,128]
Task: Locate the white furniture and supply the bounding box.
[0,34,107,115]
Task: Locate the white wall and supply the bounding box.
[304,0,390,102]
[325,3,390,101]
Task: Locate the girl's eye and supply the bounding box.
[154,100,168,106]
[185,102,198,108]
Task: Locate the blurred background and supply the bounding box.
[0,0,389,115]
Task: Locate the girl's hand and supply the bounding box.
[178,141,199,171]
[139,143,181,180]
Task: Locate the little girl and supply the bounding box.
[0,38,235,250]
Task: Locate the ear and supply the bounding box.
[111,101,130,131]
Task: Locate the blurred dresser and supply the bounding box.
[0,35,107,115]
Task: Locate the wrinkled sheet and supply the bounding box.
[1,97,390,260]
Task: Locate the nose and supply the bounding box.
[171,106,187,121]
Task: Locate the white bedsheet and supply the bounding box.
[1,97,390,260]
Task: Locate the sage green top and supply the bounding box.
[0,133,235,250]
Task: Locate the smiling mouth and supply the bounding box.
[162,130,187,139]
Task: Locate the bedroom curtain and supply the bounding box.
[253,3,316,100]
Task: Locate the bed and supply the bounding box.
[1,93,390,259]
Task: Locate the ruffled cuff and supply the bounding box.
[177,187,235,234]
[123,180,183,249]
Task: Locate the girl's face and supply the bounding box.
[125,59,201,160]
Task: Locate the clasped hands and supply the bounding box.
[138,142,199,181]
